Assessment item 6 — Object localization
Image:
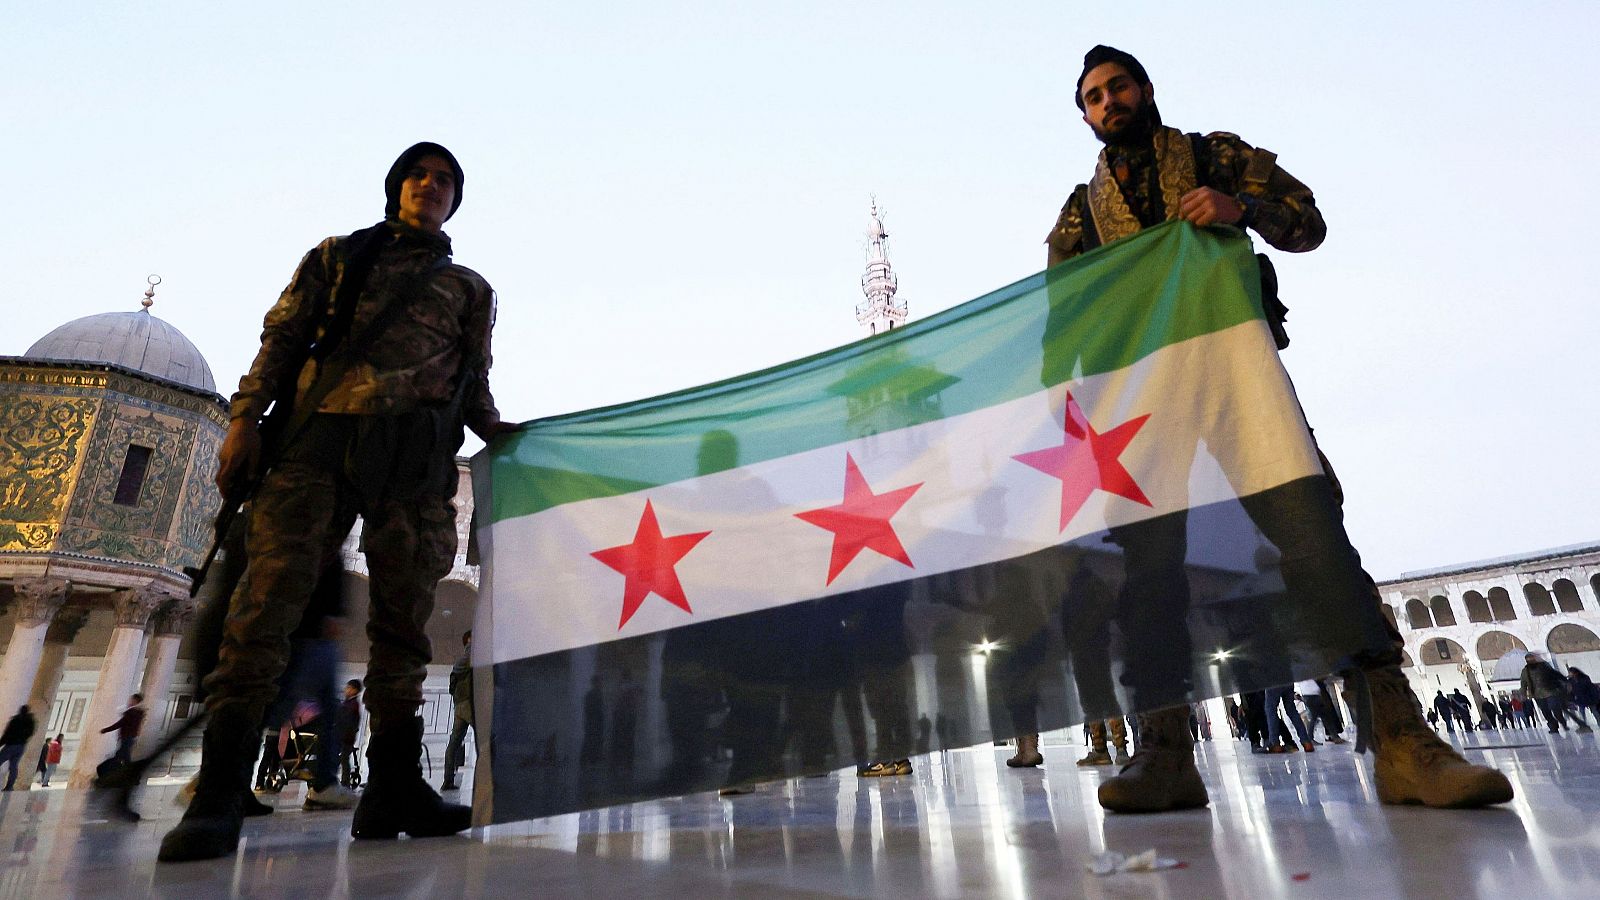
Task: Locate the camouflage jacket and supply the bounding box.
[1046,127,1325,266]
[230,223,499,435]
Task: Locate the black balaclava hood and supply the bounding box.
[1074,45,1151,111]
[384,141,465,222]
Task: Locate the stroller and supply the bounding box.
[258,701,329,792]
[256,719,364,792]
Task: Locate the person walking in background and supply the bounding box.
[1509,694,1529,728]
[35,734,62,787]
[1567,667,1599,732]
[1448,689,1473,732]
[1297,679,1347,745]
[338,680,364,787]
[442,631,474,791]
[0,707,36,790]
[1478,697,1500,731]
[1432,691,1457,734]
[1265,685,1314,753]
[1521,653,1571,734]
[100,694,146,766]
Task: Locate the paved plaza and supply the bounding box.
[1,727,1596,899]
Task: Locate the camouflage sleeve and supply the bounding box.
[1205,133,1326,253]
[460,274,501,437]
[1045,187,1088,268]
[229,238,338,421]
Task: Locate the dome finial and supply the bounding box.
[141,274,161,310]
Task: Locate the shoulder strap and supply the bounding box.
[313,223,391,364]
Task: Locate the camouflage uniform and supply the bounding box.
[1045,126,1324,265]
[208,222,498,731]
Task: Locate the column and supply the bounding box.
[19,608,90,792]
[136,599,194,754]
[26,606,91,725]
[0,577,69,725]
[67,585,167,787]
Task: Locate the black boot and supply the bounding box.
[351,717,470,840]
[158,706,259,863]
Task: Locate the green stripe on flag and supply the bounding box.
[484,221,1263,523]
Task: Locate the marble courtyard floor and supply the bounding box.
[1,727,1596,898]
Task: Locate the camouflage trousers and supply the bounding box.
[204,415,458,732]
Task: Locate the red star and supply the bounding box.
[590,500,711,630]
[1012,392,1152,531]
[795,453,923,585]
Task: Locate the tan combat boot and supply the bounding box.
[1098,706,1209,813]
[1007,733,1044,768]
[1108,716,1132,765]
[1359,666,1514,808]
[1077,720,1113,766]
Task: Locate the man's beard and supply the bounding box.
[1091,97,1159,148]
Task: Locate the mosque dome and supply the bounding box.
[25,306,217,394]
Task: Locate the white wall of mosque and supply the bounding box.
[1381,548,1600,702]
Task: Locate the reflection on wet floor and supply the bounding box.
[2,728,1597,898]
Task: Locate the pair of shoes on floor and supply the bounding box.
[1077,749,1113,767]
[858,759,913,777]
[305,783,361,810]
[1303,742,1317,753]
[1326,735,1349,745]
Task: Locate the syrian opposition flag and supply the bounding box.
[469,221,1391,825]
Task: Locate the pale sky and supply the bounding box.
[7,1,1597,579]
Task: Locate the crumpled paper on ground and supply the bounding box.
[1087,849,1182,876]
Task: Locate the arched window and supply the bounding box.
[1429,595,1456,627]
[1488,587,1517,621]
[1524,582,1557,617]
[1547,623,1600,655]
[1405,598,1433,629]
[1420,637,1466,666]
[1464,591,1491,623]
[1552,579,1584,613]
[1400,648,1416,668]
[1381,604,1399,632]
[430,579,480,652]
[1475,630,1527,666]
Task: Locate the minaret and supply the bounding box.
[856,199,908,335]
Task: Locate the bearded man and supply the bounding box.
[1024,46,1512,814]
